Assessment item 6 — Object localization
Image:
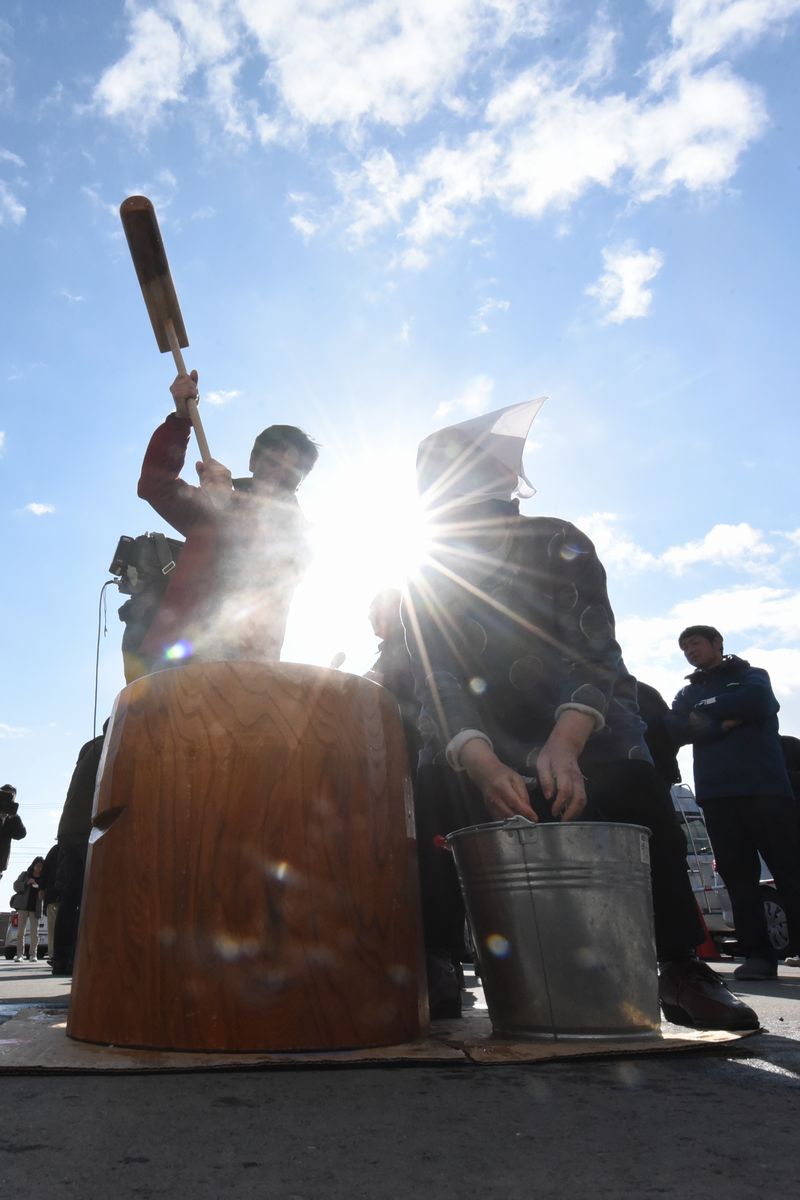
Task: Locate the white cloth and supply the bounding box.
[416,397,546,506]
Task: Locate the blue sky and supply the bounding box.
[2,1,799,885]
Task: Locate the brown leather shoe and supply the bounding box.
[659,959,760,1031]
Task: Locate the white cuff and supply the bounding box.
[445,729,493,771]
[554,703,605,733]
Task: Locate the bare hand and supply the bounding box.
[459,740,537,822]
[481,763,539,821]
[536,712,594,821]
[170,369,199,418]
[196,458,232,498]
[536,742,586,821]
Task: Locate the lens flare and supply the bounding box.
[485,933,511,958]
[265,859,296,884]
[164,640,193,661]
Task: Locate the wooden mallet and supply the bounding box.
[119,195,211,463]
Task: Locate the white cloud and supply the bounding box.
[670,584,800,641]
[351,139,480,259]
[60,289,86,303]
[89,2,798,264]
[253,110,284,145]
[238,0,548,130]
[82,184,122,222]
[25,502,56,516]
[0,48,12,106]
[577,515,791,579]
[204,388,240,406]
[649,0,800,89]
[0,147,24,166]
[167,0,240,62]
[6,361,45,384]
[391,246,431,272]
[0,430,5,454]
[290,213,319,241]
[205,56,250,141]
[577,9,618,85]
[576,512,660,572]
[0,722,31,739]
[288,190,323,242]
[0,180,25,225]
[399,319,412,343]
[94,7,191,129]
[739,646,800,696]
[472,296,510,334]
[434,373,495,419]
[587,243,664,324]
[661,522,776,574]
[339,61,767,254]
[93,1,551,136]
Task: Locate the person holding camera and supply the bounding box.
[11,856,44,962]
[0,784,26,882]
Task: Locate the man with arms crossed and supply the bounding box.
[668,625,800,978]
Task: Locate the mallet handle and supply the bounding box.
[165,319,211,464]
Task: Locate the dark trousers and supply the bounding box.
[53,834,88,971]
[701,795,800,960]
[415,758,704,963]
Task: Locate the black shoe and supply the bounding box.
[659,958,760,1031]
[426,953,462,1020]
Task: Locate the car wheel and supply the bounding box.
[761,888,790,957]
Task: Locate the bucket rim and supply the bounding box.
[445,818,653,843]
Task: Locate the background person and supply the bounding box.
[0,783,26,882]
[635,680,682,789]
[11,856,44,962]
[51,728,106,976]
[365,587,422,770]
[667,625,800,980]
[39,842,61,963]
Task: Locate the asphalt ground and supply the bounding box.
[1,958,798,1198]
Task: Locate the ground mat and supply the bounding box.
[0,987,758,1074]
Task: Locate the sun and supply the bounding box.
[281,444,434,674]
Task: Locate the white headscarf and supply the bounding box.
[416,397,546,508]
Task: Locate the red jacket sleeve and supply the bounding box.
[138,415,205,536]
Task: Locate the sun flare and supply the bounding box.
[281,446,433,674]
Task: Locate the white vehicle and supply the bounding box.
[3,910,48,960]
[670,784,729,937]
[716,866,789,957]
[670,784,790,957]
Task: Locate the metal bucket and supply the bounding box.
[448,818,660,1040]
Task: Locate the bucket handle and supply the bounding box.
[501,814,539,841]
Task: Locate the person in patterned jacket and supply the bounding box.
[403,399,757,1032]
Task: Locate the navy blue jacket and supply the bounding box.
[667,655,791,801]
